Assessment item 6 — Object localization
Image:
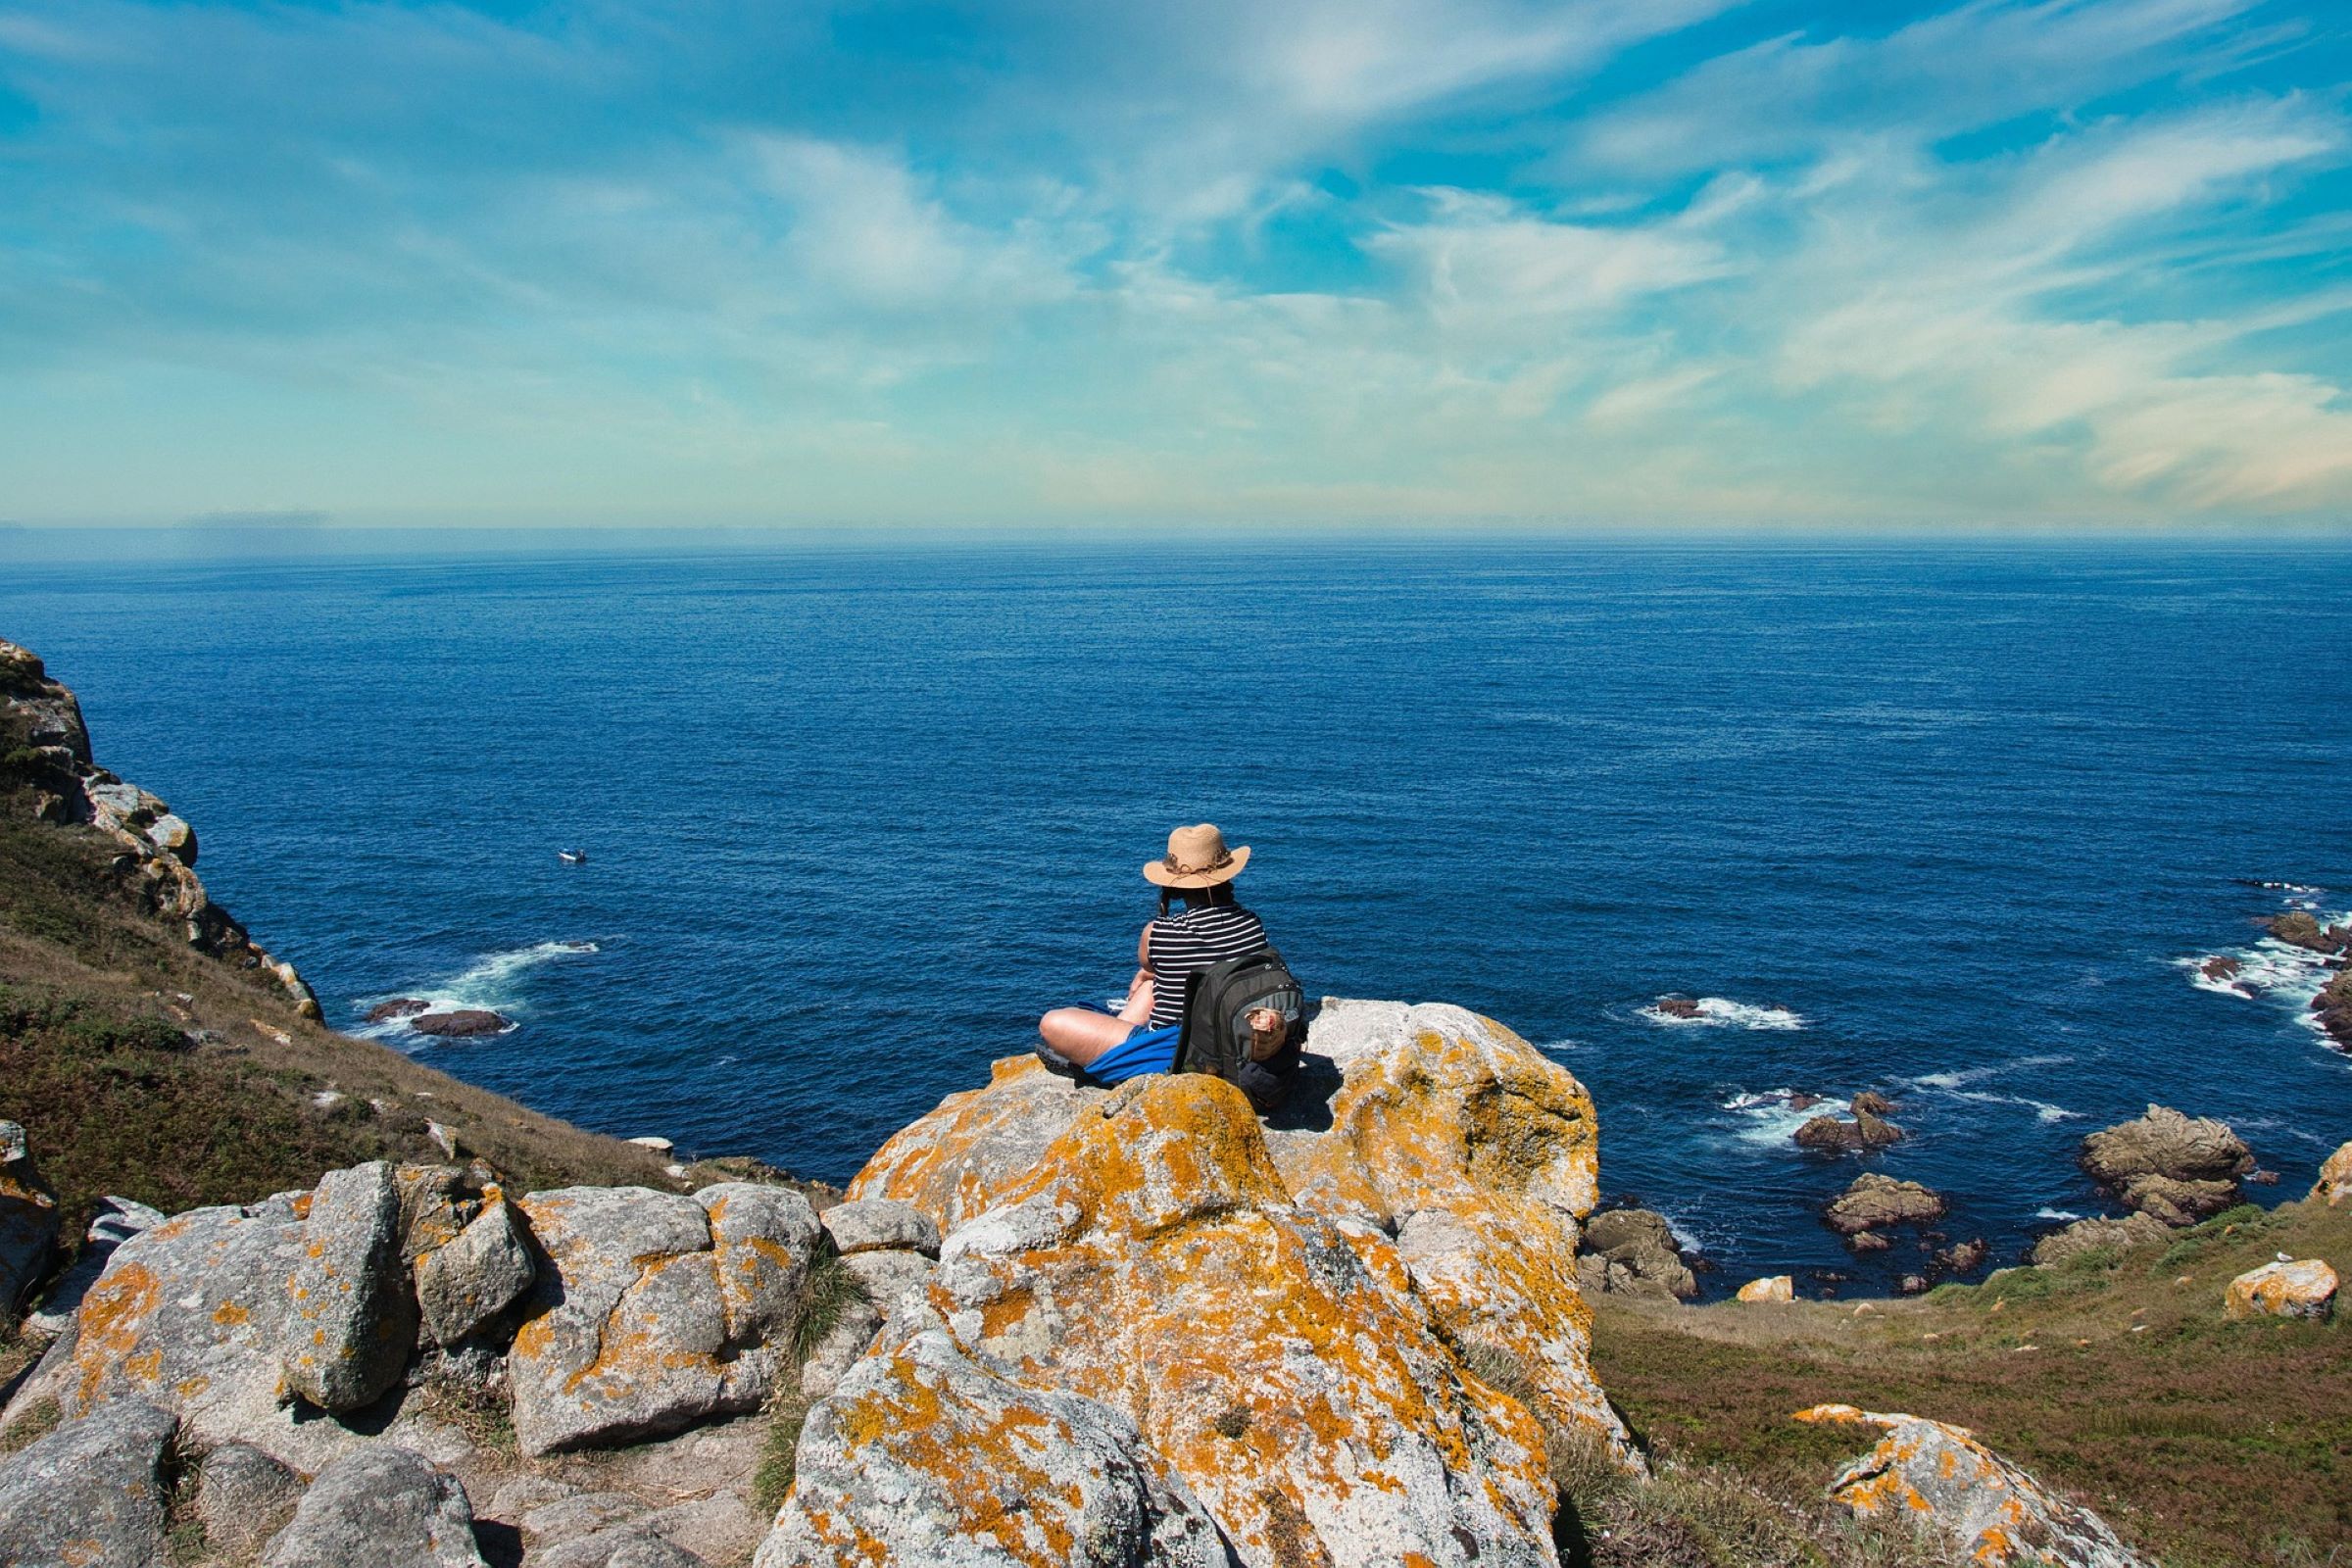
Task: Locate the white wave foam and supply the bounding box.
[1720,1089,1838,1149]
[353,939,600,1043]
[2177,909,2346,1026]
[1641,998,1808,1030]
[2034,1206,2083,1222]
[1908,1054,2071,1093]
[1939,1088,2082,1124]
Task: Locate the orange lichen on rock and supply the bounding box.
[2223,1257,2338,1320]
[846,1054,1103,1233]
[1796,1404,2154,1567]
[927,1071,1562,1568]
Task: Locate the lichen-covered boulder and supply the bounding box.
[927,1072,1561,1568]
[0,1120,60,1313]
[1260,1001,1628,1456]
[5,1197,309,1454]
[1736,1275,1794,1302]
[2310,1141,2352,1206]
[761,1329,1234,1567]
[508,1184,818,1455]
[2029,1212,2169,1266]
[819,1197,941,1257]
[261,1445,487,1568]
[284,1161,416,1411]
[2224,1258,2338,1321]
[23,1195,167,1338]
[1796,1404,2153,1567]
[416,1198,535,1346]
[847,1054,1104,1231]
[0,1396,176,1568]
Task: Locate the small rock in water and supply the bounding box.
[1850,1091,1896,1116]
[368,998,432,1023]
[410,1009,511,1038]
[1653,996,1703,1019]
[1826,1173,1946,1238]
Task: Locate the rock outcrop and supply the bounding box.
[2313,1141,2352,1206]
[0,1396,177,1568]
[284,1160,416,1411]
[1824,1173,1945,1240]
[22,1194,165,1338]
[1797,1404,2153,1567]
[2030,1212,2170,1266]
[760,1328,1234,1567]
[1576,1207,1697,1299]
[2312,970,2352,1052]
[411,1009,514,1039]
[261,1445,488,1568]
[2080,1106,2253,1227]
[0,639,319,1015]
[2224,1258,2338,1321]
[0,1120,60,1315]
[2265,911,2348,956]
[1793,1105,1904,1152]
[508,1183,820,1454]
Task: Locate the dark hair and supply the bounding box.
[1157,881,1240,918]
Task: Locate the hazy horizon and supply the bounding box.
[4,0,2350,534]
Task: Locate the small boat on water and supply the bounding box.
[558,848,588,864]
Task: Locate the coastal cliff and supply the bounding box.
[1,640,2347,1568]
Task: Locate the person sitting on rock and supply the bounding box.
[1037,822,1288,1087]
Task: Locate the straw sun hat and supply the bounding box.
[1143,823,1251,889]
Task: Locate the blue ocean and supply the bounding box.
[6,540,2347,1296]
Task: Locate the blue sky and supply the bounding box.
[1,0,2348,530]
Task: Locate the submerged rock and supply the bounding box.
[261,1446,487,1568]
[1825,1172,1945,1238]
[2224,1258,2338,1321]
[1797,1403,2154,1567]
[0,1396,176,1568]
[410,1009,511,1038]
[760,1329,1234,1568]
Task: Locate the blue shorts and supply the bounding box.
[1077,1022,1180,1085]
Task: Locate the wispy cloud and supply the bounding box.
[0,0,2346,525]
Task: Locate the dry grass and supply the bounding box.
[1591,1198,2352,1568]
[0,781,709,1285]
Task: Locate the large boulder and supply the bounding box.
[2266,911,2347,955]
[2224,1259,2338,1321]
[2029,1212,2169,1266]
[760,1329,1235,1567]
[818,1197,940,1258]
[0,1120,60,1314]
[507,1184,818,1455]
[848,1054,1106,1231]
[0,1396,176,1568]
[1579,1207,1697,1300]
[1796,1404,2154,1567]
[1825,1172,1946,1238]
[4,1196,312,1456]
[1258,1001,1627,1454]
[283,1160,416,1411]
[2081,1106,2252,1225]
[2310,1140,2352,1206]
[919,1071,1562,1568]
[416,1198,535,1346]
[1792,1108,1903,1152]
[261,1446,487,1568]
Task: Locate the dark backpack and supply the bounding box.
[1175,948,1306,1113]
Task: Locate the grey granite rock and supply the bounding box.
[0,1396,176,1568]
[818,1198,940,1258]
[416,1199,534,1346]
[283,1161,416,1411]
[261,1446,486,1568]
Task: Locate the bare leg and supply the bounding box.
[1039,1006,1139,1067]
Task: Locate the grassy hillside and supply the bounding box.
[1586,1198,2352,1568]
[0,711,744,1324]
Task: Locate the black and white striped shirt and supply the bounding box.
[1146,904,1269,1030]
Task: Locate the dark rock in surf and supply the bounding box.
[1850,1091,1895,1117]
[368,998,432,1023]
[1794,1108,1904,1153]
[2265,912,2346,956]
[1653,996,1702,1019]
[2081,1104,2252,1225]
[1826,1173,1945,1239]
[1936,1238,1989,1275]
[1578,1207,1698,1300]
[1788,1092,1821,1111]
[2199,956,2242,985]
[410,1009,511,1038]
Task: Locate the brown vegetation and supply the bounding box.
[1592,1199,2352,1568]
